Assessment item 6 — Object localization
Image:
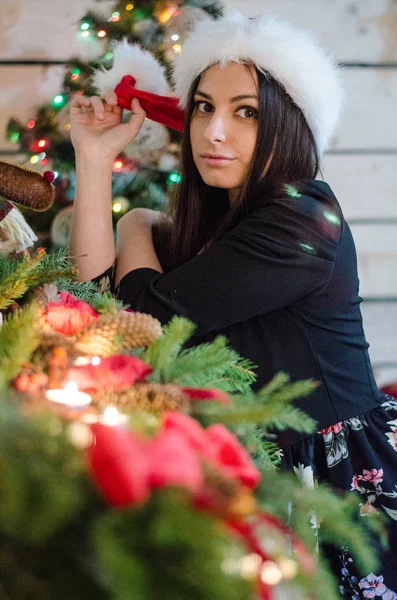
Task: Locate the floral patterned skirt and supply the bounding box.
[280,396,397,599]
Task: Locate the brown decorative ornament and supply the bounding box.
[92,382,190,413]
[75,311,163,356]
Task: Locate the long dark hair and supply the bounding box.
[154,64,320,271]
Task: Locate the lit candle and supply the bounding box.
[74,356,91,366]
[101,406,129,427]
[45,381,92,408]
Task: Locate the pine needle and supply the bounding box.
[0,304,41,389]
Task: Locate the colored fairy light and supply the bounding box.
[260,561,283,586]
[10,132,20,142]
[168,172,182,184]
[173,43,182,54]
[126,3,134,10]
[38,152,46,159]
[71,73,79,80]
[105,51,113,60]
[171,34,179,41]
[113,159,124,171]
[80,22,90,31]
[81,30,90,37]
[27,120,35,129]
[97,30,106,38]
[53,171,59,179]
[30,155,39,164]
[52,94,66,108]
[41,157,48,165]
[111,11,120,21]
[112,202,122,213]
[38,139,47,148]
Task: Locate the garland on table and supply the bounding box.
[0,248,382,600]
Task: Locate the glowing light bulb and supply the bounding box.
[102,406,129,426]
[113,202,122,213]
[260,561,283,586]
[105,51,113,60]
[52,94,66,108]
[113,159,123,171]
[81,30,90,37]
[38,139,47,148]
[173,43,182,54]
[80,22,90,31]
[126,3,134,10]
[91,356,101,366]
[10,132,20,142]
[97,30,106,38]
[30,155,39,164]
[171,34,179,41]
[27,120,36,129]
[111,11,120,21]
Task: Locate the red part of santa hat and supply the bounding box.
[114,75,185,133]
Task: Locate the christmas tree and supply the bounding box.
[5,0,223,248]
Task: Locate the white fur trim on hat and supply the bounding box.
[92,39,170,96]
[172,12,344,154]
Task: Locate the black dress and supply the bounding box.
[94,180,397,597]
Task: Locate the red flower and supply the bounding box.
[181,387,230,405]
[319,422,343,435]
[162,411,211,457]
[67,355,152,392]
[46,291,98,335]
[206,424,261,489]
[88,423,151,507]
[149,429,203,492]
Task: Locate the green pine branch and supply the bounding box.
[0,304,41,389]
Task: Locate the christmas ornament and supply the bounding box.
[75,310,163,356]
[92,382,191,413]
[50,205,73,248]
[0,161,55,254]
[46,291,99,336]
[124,118,170,162]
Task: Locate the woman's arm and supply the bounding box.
[70,154,115,281]
[115,208,163,286]
[69,91,146,281]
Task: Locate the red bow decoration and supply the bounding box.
[115,75,186,132]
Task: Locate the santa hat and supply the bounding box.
[0,162,55,254]
[93,12,344,154]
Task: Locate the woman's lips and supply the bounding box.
[200,155,235,167]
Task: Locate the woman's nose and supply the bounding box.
[204,114,227,143]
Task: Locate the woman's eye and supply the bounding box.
[237,106,258,119]
[195,101,213,113]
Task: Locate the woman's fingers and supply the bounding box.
[127,97,146,132]
[70,94,91,111]
[101,90,118,106]
[89,96,106,120]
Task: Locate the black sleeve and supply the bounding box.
[110,194,341,336]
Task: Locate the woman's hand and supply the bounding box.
[70,91,146,162]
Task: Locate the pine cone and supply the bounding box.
[38,330,79,359]
[31,283,60,330]
[92,382,190,413]
[75,311,162,357]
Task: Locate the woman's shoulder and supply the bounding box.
[249,179,343,247]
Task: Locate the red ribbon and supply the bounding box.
[114,75,186,132]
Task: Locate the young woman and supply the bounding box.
[70,13,397,596]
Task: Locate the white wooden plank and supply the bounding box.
[330,69,397,150]
[322,155,397,219]
[224,0,397,62]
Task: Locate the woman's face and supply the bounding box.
[190,62,259,204]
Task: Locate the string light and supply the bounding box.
[27,120,35,129]
[105,51,113,60]
[91,356,101,366]
[125,3,134,10]
[38,139,47,148]
[38,152,46,160]
[30,155,40,164]
[97,30,106,38]
[112,202,122,213]
[9,132,20,142]
[64,123,71,131]
[70,67,81,81]
[52,94,66,108]
[81,30,90,37]
[167,172,182,184]
[173,43,182,54]
[171,34,180,41]
[113,159,124,171]
[80,21,90,31]
[111,11,120,22]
